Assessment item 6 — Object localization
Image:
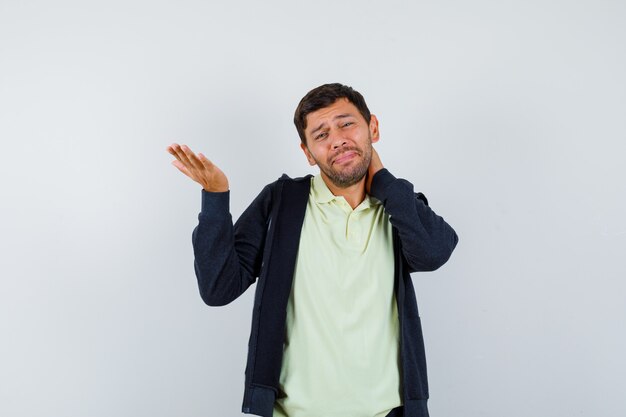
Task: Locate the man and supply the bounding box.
[167,83,458,417]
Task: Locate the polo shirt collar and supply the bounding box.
[312,174,377,210]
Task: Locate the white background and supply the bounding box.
[1,0,625,416]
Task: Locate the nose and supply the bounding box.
[330,129,347,149]
[332,140,347,149]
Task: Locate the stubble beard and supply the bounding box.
[320,141,373,189]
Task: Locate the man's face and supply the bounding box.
[300,98,379,188]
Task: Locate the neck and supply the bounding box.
[320,173,366,209]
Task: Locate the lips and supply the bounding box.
[332,150,358,165]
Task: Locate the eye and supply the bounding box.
[342,122,354,127]
[315,132,328,140]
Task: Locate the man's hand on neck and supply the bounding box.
[365,147,384,195]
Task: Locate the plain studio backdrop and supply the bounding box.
[1,0,625,416]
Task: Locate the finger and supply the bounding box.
[171,144,195,170]
[174,144,194,166]
[197,152,216,170]
[167,143,184,157]
[181,145,206,170]
[168,143,186,164]
[172,160,193,178]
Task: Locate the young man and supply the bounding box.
[167,83,459,417]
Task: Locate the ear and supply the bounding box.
[369,114,380,144]
[300,142,317,166]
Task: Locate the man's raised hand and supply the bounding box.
[166,143,229,192]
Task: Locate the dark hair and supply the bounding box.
[294,83,371,145]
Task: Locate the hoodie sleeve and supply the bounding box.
[191,183,273,306]
[369,168,459,273]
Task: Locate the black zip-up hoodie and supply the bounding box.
[192,169,459,417]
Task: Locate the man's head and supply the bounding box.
[294,83,372,145]
[294,83,379,188]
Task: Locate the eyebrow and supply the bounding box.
[309,114,354,135]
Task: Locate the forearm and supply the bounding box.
[192,187,269,306]
[370,169,459,272]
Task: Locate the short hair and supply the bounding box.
[294,83,372,145]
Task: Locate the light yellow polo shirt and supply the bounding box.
[273,174,402,417]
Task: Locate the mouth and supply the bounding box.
[332,150,358,165]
